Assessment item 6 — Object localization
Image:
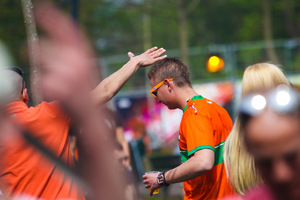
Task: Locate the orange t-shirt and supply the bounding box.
[179,95,236,200]
[0,101,85,199]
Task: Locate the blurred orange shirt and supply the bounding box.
[179,95,236,200]
[0,101,85,199]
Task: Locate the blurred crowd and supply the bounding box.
[1,2,300,200]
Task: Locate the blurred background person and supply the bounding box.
[223,63,291,196]
[113,142,138,200]
[128,115,152,157]
[103,106,131,168]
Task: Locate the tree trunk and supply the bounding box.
[143,0,152,51]
[282,0,299,38]
[142,0,155,110]
[21,0,41,105]
[262,0,279,64]
[178,0,189,67]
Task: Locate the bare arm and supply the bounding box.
[165,149,214,183]
[143,149,215,196]
[91,47,167,105]
[116,126,131,167]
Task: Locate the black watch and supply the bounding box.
[157,171,169,186]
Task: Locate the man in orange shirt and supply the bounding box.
[0,67,86,199]
[142,58,236,199]
[0,3,167,199]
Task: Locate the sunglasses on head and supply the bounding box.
[150,78,173,98]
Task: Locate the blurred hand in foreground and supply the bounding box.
[36,2,98,107]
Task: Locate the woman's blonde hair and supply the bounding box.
[223,63,290,195]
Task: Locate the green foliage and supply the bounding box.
[1,0,300,89]
[290,48,300,73]
[0,0,27,67]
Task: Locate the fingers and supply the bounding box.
[35,1,92,55]
[154,54,167,61]
[35,2,79,45]
[150,48,166,57]
[150,190,154,196]
[35,1,97,86]
[145,46,158,54]
[142,176,157,197]
[128,52,135,58]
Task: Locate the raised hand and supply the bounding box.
[128,46,167,67]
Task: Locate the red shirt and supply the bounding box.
[0,101,85,199]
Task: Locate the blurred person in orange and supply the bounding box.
[128,116,152,156]
[0,66,86,200]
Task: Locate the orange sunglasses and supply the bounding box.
[150,78,173,98]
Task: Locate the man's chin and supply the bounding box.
[165,104,176,110]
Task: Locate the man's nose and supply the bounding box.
[272,160,292,184]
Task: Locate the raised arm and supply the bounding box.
[91,47,167,105]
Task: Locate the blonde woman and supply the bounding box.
[223,63,291,196]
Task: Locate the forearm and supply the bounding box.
[116,127,131,162]
[91,47,166,105]
[165,150,215,184]
[164,156,209,184]
[122,141,130,158]
[91,59,140,104]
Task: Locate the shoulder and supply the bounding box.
[183,98,215,118]
[182,98,232,126]
[28,101,65,117]
[195,98,226,112]
[29,101,57,111]
[181,100,212,128]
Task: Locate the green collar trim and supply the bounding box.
[183,95,204,113]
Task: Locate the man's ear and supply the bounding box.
[164,79,170,86]
[164,79,173,91]
[22,88,29,104]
